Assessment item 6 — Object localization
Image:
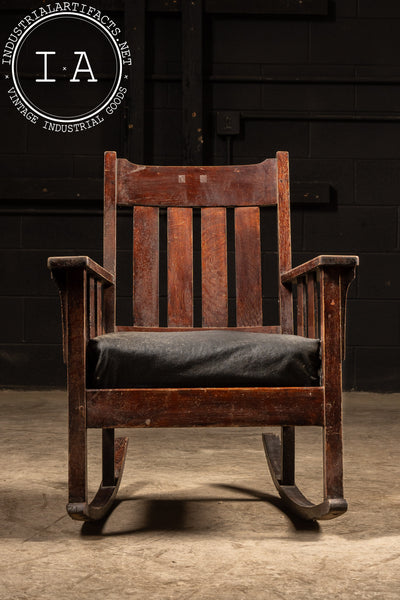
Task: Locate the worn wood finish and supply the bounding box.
[86,388,325,428]
[66,268,87,506]
[96,281,103,337]
[103,151,117,333]
[277,154,296,500]
[201,208,228,326]
[276,151,293,335]
[235,207,263,326]
[306,272,317,338]
[103,152,117,275]
[133,206,159,326]
[49,151,358,523]
[281,255,359,284]
[167,208,193,326]
[321,267,345,500]
[117,159,278,207]
[48,256,114,284]
[262,433,347,520]
[88,277,96,340]
[67,436,129,521]
[296,278,305,337]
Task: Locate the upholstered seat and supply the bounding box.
[87,331,320,389]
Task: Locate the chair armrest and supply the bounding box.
[48,256,115,365]
[281,255,359,285]
[281,255,359,365]
[47,256,114,286]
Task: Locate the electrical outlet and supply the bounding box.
[216,111,240,135]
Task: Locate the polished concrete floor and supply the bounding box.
[1,390,400,599]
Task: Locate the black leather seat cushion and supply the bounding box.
[87,330,320,389]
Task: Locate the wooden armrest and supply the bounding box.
[47,256,114,286]
[281,255,359,285]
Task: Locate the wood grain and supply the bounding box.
[235,207,263,326]
[117,159,278,206]
[133,206,159,326]
[277,151,293,334]
[87,388,324,428]
[167,207,193,326]
[201,207,228,326]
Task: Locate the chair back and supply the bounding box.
[103,151,293,332]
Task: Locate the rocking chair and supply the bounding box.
[48,151,358,522]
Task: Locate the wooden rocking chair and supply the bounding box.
[48,151,358,522]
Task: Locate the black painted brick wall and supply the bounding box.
[1,2,400,390]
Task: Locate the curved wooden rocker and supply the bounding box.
[263,432,347,521]
[67,436,128,521]
[49,151,358,524]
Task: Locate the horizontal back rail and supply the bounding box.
[117,159,278,207]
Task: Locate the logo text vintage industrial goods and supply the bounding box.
[2,2,132,133]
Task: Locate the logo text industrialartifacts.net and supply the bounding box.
[3,2,132,133]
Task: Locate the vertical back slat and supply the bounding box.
[167,208,193,326]
[201,208,228,326]
[133,206,159,326]
[235,207,263,326]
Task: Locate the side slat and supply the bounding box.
[88,277,96,339]
[307,272,317,338]
[96,281,103,336]
[201,208,228,326]
[167,208,193,326]
[235,207,263,326]
[133,206,159,326]
[297,278,305,336]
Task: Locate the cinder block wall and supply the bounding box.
[0,2,399,390]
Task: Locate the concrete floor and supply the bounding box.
[0,391,400,599]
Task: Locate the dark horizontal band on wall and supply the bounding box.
[153,74,400,85]
[241,111,400,122]
[0,0,328,15]
[0,178,103,201]
[148,0,328,15]
[0,180,330,205]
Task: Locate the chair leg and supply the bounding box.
[281,426,295,485]
[67,426,129,522]
[263,417,347,521]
